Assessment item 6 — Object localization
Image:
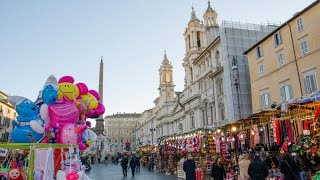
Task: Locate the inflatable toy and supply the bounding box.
[57,76,79,101]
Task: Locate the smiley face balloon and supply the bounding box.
[57,76,80,101]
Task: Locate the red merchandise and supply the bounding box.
[274,120,281,145]
[285,120,293,142]
[196,168,203,180]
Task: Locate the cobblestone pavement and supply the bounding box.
[86,163,181,180]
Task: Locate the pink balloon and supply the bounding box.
[58,76,75,84]
[88,90,100,101]
[48,101,79,128]
[59,124,87,148]
[76,83,89,95]
[94,102,105,115]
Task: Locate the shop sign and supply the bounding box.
[0,148,8,157]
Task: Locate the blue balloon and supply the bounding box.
[15,98,39,122]
[42,85,58,105]
[10,122,43,143]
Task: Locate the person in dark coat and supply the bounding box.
[183,154,196,180]
[248,154,269,180]
[211,158,226,180]
[129,155,138,177]
[280,153,299,180]
[136,157,141,172]
[121,156,129,177]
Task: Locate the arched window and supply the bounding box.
[197,31,201,48]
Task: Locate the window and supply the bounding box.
[219,105,225,121]
[274,32,281,46]
[216,78,223,95]
[188,35,191,49]
[202,110,206,126]
[259,64,265,76]
[120,129,124,133]
[260,92,271,109]
[0,106,2,112]
[115,139,117,143]
[210,106,214,124]
[7,109,10,115]
[280,84,293,102]
[121,138,123,143]
[191,116,195,129]
[256,45,263,58]
[277,51,285,66]
[109,129,112,133]
[197,31,201,48]
[304,71,318,94]
[126,129,129,134]
[300,38,310,55]
[0,117,2,126]
[297,18,304,32]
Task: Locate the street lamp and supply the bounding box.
[150,128,155,145]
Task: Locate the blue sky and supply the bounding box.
[0,0,315,125]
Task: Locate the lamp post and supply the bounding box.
[150,128,155,145]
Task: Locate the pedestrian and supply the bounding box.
[129,155,138,177]
[248,153,269,180]
[90,156,94,164]
[280,153,299,180]
[105,156,109,164]
[183,154,196,180]
[211,158,226,180]
[238,154,251,180]
[121,155,129,177]
[136,157,141,173]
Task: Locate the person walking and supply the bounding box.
[129,155,138,177]
[183,154,196,180]
[239,154,251,180]
[136,156,141,173]
[248,154,269,180]
[211,158,226,180]
[121,155,129,177]
[280,153,299,180]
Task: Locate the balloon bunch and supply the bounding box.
[9,75,105,151]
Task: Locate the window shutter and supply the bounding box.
[280,86,285,102]
[267,93,271,107]
[289,85,293,100]
[261,94,265,108]
[278,33,282,44]
[304,77,309,94]
[310,74,317,93]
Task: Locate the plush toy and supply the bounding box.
[7,161,25,180]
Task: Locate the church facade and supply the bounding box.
[136,2,277,146]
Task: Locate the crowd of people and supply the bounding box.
[183,151,318,180]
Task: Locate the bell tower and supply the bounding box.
[183,7,206,87]
[203,0,219,44]
[159,51,175,104]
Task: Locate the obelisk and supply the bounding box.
[95,57,105,135]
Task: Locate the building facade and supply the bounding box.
[0,91,17,142]
[136,2,278,145]
[245,1,320,114]
[104,113,140,151]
